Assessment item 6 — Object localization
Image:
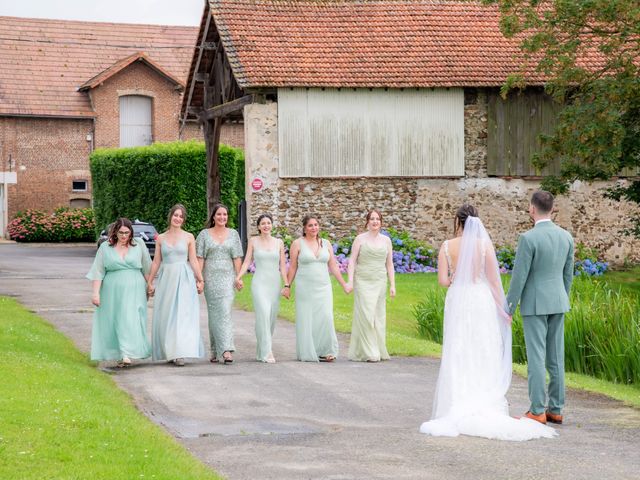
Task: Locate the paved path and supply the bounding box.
[1,243,639,480]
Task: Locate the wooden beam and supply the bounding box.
[202,94,254,120]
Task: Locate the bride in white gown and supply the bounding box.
[420,205,556,441]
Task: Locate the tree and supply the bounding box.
[487,0,640,237]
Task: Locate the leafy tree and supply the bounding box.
[487,0,640,236]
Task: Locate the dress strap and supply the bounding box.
[444,240,453,279]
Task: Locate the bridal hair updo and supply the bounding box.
[454,204,479,234]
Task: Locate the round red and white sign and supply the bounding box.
[251,177,264,192]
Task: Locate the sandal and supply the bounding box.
[319,355,335,362]
[223,352,233,364]
[210,356,219,363]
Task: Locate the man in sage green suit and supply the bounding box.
[506,191,574,425]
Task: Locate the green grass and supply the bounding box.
[0,296,221,480]
[603,265,640,296]
[236,272,640,409]
[235,273,442,357]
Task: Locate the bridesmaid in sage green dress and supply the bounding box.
[235,213,288,363]
[87,218,152,366]
[287,215,350,362]
[346,210,396,362]
[147,204,205,366]
[196,204,243,364]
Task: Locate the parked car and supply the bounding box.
[97,219,158,257]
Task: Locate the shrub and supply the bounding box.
[7,208,95,242]
[90,141,244,236]
[414,275,640,385]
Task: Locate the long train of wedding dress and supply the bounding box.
[419,217,557,441]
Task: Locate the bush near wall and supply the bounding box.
[90,141,245,235]
[7,208,95,242]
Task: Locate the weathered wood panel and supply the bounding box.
[487,89,563,176]
[278,88,464,177]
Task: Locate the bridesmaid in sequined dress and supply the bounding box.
[196,204,243,364]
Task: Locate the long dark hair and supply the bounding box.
[454,204,479,235]
[206,203,229,228]
[108,218,135,246]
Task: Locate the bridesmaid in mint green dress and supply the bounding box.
[236,214,288,363]
[147,205,205,366]
[87,218,152,365]
[196,204,243,364]
[346,210,396,362]
[287,215,350,362]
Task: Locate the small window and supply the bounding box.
[70,198,91,208]
[72,180,88,192]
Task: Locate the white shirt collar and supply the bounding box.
[535,218,552,225]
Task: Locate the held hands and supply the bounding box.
[281,286,291,299]
[196,279,204,294]
[234,278,243,291]
[91,293,100,307]
[147,283,155,298]
[343,282,353,294]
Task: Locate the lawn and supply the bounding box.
[0,296,221,480]
[235,271,640,409]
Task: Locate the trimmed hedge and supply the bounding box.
[90,141,244,235]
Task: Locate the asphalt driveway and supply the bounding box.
[1,243,639,480]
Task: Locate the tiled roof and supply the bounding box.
[207,0,599,88]
[78,52,184,92]
[0,16,198,117]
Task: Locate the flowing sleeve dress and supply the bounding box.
[86,239,152,361]
[151,238,204,361]
[294,238,339,362]
[196,228,243,358]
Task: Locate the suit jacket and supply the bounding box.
[506,221,574,316]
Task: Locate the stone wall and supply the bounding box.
[244,96,640,264]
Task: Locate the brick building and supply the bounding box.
[0,16,244,237]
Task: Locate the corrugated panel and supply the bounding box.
[278,88,464,177]
[119,95,153,148]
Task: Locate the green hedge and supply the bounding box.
[90,141,244,235]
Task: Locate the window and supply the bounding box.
[70,198,91,208]
[119,95,153,147]
[278,88,464,177]
[72,180,88,192]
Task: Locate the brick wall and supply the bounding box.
[181,120,244,149]
[1,116,93,219]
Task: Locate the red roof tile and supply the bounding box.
[0,16,198,117]
[206,0,601,88]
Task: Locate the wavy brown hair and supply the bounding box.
[108,218,135,247]
[167,204,187,228]
[206,203,229,228]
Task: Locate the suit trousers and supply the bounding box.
[522,313,565,415]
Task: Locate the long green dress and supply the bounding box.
[251,242,281,362]
[295,238,339,362]
[86,239,152,361]
[348,243,390,362]
[196,228,243,358]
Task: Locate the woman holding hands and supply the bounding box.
[287,215,350,362]
[346,209,395,362]
[196,204,243,364]
[235,214,288,363]
[147,204,205,366]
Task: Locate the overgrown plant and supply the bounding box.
[7,208,95,242]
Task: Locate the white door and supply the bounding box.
[119,95,152,147]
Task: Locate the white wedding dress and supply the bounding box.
[419,217,557,441]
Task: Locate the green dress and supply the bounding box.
[294,238,339,362]
[86,239,152,361]
[348,243,390,362]
[196,228,243,358]
[251,242,281,362]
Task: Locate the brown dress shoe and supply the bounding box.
[545,411,563,424]
[524,411,547,424]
